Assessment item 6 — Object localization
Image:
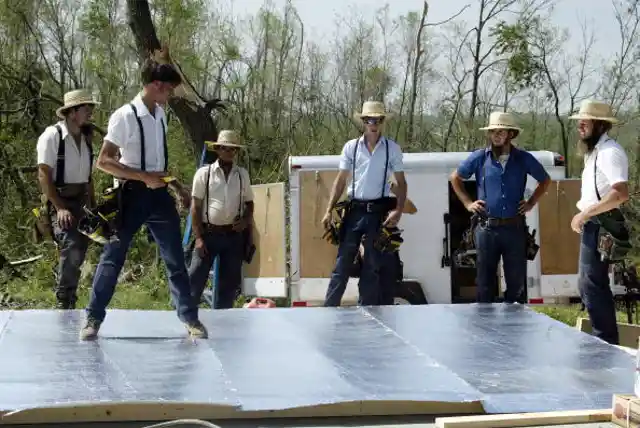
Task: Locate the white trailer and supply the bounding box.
[284,150,625,307]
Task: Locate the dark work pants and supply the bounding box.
[53,210,90,309]
[578,221,619,345]
[86,185,198,324]
[324,207,396,307]
[188,228,244,309]
[475,220,527,303]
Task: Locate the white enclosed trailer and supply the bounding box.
[284,150,625,307]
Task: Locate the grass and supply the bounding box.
[1,243,636,329]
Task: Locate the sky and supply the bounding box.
[218,0,620,58]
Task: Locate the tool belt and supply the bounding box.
[32,184,89,244]
[595,208,631,263]
[77,186,122,245]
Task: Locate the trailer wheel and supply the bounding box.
[394,280,428,305]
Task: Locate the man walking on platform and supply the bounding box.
[569,100,629,345]
[450,112,551,303]
[321,101,407,307]
[188,130,254,309]
[80,59,207,341]
[36,89,99,309]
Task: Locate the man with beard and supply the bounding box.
[450,112,551,303]
[36,89,99,309]
[188,130,254,309]
[569,100,629,345]
[80,59,207,341]
[321,101,407,307]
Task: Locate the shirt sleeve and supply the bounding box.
[389,143,404,173]
[457,150,482,179]
[105,108,128,148]
[36,127,59,168]
[242,168,254,202]
[338,140,355,171]
[599,145,629,186]
[191,167,207,200]
[524,152,550,183]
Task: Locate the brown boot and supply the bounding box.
[185,320,208,339]
[79,317,102,341]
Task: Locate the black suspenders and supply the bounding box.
[129,103,168,172]
[351,137,389,200]
[53,124,93,187]
[204,164,243,225]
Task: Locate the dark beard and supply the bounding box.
[578,122,607,156]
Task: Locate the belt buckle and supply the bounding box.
[366,202,374,213]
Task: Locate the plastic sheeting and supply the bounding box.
[0,304,634,414]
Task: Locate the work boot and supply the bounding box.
[79,317,102,341]
[185,320,208,339]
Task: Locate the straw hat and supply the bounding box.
[568,99,618,124]
[353,101,392,121]
[205,130,245,149]
[56,89,100,119]
[479,112,522,132]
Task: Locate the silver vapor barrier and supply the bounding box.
[0,304,634,420]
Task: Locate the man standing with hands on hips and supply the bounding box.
[321,101,407,307]
[450,112,550,304]
[80,59,207,341]
[569,100,629,345]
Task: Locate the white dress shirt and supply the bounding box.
[577,133,629,212]
[36,120,92,184]
[104,94,167,172]
[339,136,404,200]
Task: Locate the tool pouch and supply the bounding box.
[525,226,539,261]
[31,195,54,243]
[595,208,632,263]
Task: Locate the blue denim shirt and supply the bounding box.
[457,147,550,218]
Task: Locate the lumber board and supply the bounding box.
[434,409,611,428]
[576,317,640,350]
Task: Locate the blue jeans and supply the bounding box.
[188,228,244,309]
[578,221,619,345]
[324,207,396,306]
[86,184,198,323]
[475,221,527,303]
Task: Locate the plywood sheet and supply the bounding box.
[538,180,582,275]
[299,170,344,278]
[244,182,286,278]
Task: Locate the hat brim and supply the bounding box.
[568,113,619,124]
[353,112,393,121]
[479,125,522,132]
[56,100,101,119]
[206,141,245,149]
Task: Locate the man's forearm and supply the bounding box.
[243,201,254,220]
[191,202,206,240]
[583,190,628,218]
[394,181,407,211]
[326,180,346,213]
[97,156,145,181]
[528,178,551,206]
[451,176,473,208]
[38,173,66,211]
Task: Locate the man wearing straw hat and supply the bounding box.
[80,59,207,340]
[321,100,407,307]
[568,100,630,345]
[450,112,551,304]
[36,89,99,309]
[188,130,254,309]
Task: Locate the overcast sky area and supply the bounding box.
[209,0,623,112]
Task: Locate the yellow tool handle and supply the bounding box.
[162,176,177,183]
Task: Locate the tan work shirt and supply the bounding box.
[191,161,254,225]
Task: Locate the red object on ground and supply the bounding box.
[243,297,277,308]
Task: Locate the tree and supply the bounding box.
[126,0,225,161]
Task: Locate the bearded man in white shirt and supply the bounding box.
[569,100,630,346]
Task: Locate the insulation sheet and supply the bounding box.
[0,304,634,414]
